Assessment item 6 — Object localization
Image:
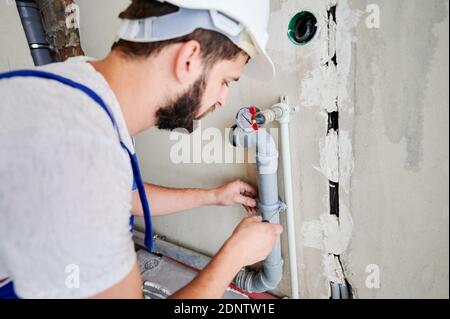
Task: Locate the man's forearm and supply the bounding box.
[169,240,242,299]
[132,183,217,217]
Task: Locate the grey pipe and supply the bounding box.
[134,231,211,270]
[330,281,350,299]
[230,127,284,293]
[233,173,284,292]
[339,283,350,299]
[16,0,53,66]
[330,282,341,299]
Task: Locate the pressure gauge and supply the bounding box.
[235,106,260,132]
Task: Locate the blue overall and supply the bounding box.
[0,70,154,299]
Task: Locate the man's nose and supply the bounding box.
[217,87,229,107]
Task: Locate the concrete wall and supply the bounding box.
[1,0,447,298]
[341,0,449,298]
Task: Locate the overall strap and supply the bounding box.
[0,281,18,299]
[0,69,154,252]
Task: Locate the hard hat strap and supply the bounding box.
[116,7,256,58]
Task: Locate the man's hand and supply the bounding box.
[224,216,283,266]
[212,179,257,209]
[170,216,283,299]
[133,180,259,217]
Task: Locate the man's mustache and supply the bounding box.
[195,104,218,120]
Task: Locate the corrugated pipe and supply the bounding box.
[229,127,284,293]
[16,0,53,66]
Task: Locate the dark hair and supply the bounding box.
[111,0,244,67]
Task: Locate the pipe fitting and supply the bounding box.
[253,98,299,127]
[234,256,284,292]
[230,126,279,175]
[257,199,286,217]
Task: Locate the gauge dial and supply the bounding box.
[235,106,260,132]
[236,107,253,132]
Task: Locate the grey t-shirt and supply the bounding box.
[0,57,137,298]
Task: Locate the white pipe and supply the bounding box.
[277,98,300,299]
[247,97,300,298]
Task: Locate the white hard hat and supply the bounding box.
[116,0,275,80]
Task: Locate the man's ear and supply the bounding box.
[174,40,202,83]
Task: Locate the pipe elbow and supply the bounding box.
[234,259,284,293]
[230,126,279,175]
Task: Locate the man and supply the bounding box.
[0,0,282,298]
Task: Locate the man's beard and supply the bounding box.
[155,75,213,133]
